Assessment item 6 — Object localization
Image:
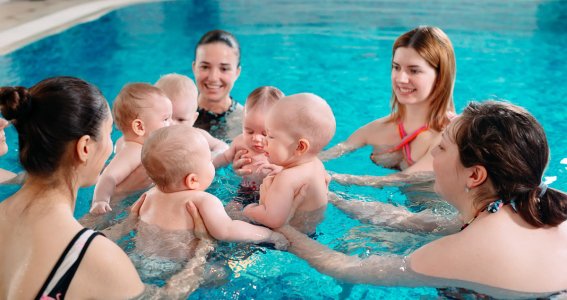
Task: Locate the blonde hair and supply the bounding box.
[244,86,284,112]
[389,26,456,131]
[142,125,207,191]
[112,83,167,133]
[274,93,336,153]
[155,73,198,112]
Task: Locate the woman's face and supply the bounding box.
[431,125,468,207]
[0,118,9,156]
[391,47,437,106]
[193,42,241,105]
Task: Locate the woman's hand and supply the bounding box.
[186,202,212,240]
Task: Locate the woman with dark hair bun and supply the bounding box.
[270,101,567,298]
[0,77,144,299]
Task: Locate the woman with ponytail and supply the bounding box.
[0,77,145,299]
[271,101,567,298]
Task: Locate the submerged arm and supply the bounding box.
[329,192,460,234]
[331,171,435,188]
[277,225,433,287]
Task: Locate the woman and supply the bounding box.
[0,77,203,299]
[0,117,16,183]
[323,26,456,188]
[192,29,243,141]
[278,101,567,298]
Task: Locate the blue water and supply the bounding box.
[1,0,566,298]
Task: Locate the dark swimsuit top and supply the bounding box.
[35,228,102,300]
[194,97,239,133]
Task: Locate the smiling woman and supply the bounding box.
[192,29,243,141]
[321,26,456,190]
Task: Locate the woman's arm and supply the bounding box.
[319,124,371,161]
[331,171,435,188]
[329,192,460,234]
[277,225,431,287]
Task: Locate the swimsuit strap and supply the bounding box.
[394,122,429,165]
[460,199,517,231]
[36,228,103,300]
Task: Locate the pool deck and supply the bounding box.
[0,0,157,55]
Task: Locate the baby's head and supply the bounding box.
[113,83,172,139]
[142,124,215,193]
[242,86,284,152]
[155,73,199,126]
[265,93,335,165]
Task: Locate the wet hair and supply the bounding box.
[389,26,456,131]
[112,83,167,133]
[194,29,241,66]
[273,93,336,153]
[155,73,198,110]
[142,125,208,192]
[244,86,284,112]
[450,101,567,227]
[0,76,109,176]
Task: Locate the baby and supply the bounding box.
[213,86,284,207]
[155,73,228,156]
[90,83,172,214]
[114,74,228,156]
[131,124,287,252]
[243,93,336,235]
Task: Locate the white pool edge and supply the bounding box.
[0,0,165,55]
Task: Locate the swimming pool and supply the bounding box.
[1,0,566,298]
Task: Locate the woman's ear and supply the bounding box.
[131,119,145,137]
[184,173,200,190]
[75,135,91,163]
[466,165,488,189]
[296,138,310,155]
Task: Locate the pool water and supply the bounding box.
[1,0,566,298]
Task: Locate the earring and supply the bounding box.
[464,186,470,193]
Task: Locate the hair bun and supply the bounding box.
[0,86,32,122]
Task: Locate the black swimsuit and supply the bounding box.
[35,228,102,300]
[194,98,240,135]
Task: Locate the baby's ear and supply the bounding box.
[184,173,200,190]
[131,119,145,137]
[189,111,199,126]
[296,138,310,155]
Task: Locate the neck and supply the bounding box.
[13,174,78,213]
[401,103,430,129]
[282,153,317,169]
[198,95,231,114]
[124,134,145,145]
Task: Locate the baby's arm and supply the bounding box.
[243,174,295,228]
[212,137,238,169]
[91,143,143,214]
[198,128,229,158]
[195,193,286,248]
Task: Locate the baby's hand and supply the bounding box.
[90,201,112,215]
[233,149,253,177]
[255,162,283,177]
[269,231,289,251]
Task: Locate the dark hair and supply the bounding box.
[452,101,567,227]
[0,76,109,176]
[195,29,241,66]
[389,26,456,131]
